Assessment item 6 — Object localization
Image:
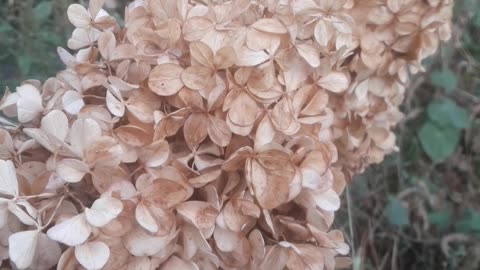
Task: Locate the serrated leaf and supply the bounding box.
[383,196,409,227]
[418,122,460,163]
[427,99,469,130]
[430,69,457,92]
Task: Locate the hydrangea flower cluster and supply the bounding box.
[0,0,452,269]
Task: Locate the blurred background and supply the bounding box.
[1,0,479,269]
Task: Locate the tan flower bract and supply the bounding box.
[0,0,452,269]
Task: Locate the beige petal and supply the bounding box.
[248,229,265,265]
[317,71,349,93]
[207,116,232,147]
[255,115,275,147]
[236,46,270,67]
[286,244,325,270]
[68,28,100,50]
[142,179,189,209]
[214,226,242,252]
[246,28,276,52]
[31,232,62,270]
[259,245,288,270]
[84,136,123,167]
[301,90,329,116]
[223,199,259,232]
[70,118,102,156]
[135,201,158,233]
[98,31,116,60]
[141,140,170,168]
[75,241,110,270]
[149,63,184,96]
[368,6,394,25]
[106,89,125,117]
[228,92,258,127]
[183,17,214,41]
[123,226,177,256]
[41,110,69,141]
[177,201,218,229]
[56,159,89,183]
[296,43,320,67]
[222,146,253,171]
[314,189,341,212]
[88,0,105,18]
[246,158,291,210]
[251,18,287,34]
[214,46,237,70]
[190,41,215,68]
[183,113,209,148]
[161,256,199,270]
[314,20,334,48]
[114,125,152,147]
[181,66,214,91]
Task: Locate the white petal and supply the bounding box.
[16,84,43,123]
[56,159,89,183]
[0,160,18,196]
[67,4,91,28]
[47,214,92,246]
[8,230,39,269]
[124,227,176,256]
[70,118,102,156]
[135,202,158,233]
[31,233,62,270]
[75,241,110,270]
[41,110,69,141]
[85,197,123,227]
[314,189,340,212]
[62,90,85,115]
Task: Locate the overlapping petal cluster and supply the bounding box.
[0,0,452,269]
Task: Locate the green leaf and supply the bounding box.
[427,99,469,129]
[430,69,457,92]
[455,209,480,234]
[0,22,14,33]
[16,55,33,76]
[473,10,480,28]
[33,1,53,22]
[418,122,460,163]
[383,196,409,227]
[429,209,452,231]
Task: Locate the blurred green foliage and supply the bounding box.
[343,1,480,269]
[0,0,74,89]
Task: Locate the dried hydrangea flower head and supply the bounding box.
[0,0,452,269]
